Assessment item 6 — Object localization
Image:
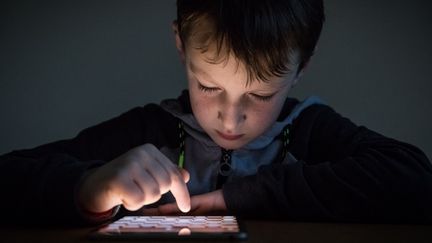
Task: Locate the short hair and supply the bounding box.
[176,0,325,83]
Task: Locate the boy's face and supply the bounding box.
[175,29,302,150]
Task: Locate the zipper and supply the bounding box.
[216,148,233,189]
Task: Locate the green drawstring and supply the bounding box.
[178,121,185,168]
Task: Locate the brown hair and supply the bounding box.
[176,0,325,83]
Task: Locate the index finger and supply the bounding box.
[144,145,191,212]
[169,169,191,213]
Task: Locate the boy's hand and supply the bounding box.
[140,189,227,216]
[77,144,191,214]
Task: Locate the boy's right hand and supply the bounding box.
[77,144,191,214]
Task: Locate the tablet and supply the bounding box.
[89,215,248,240]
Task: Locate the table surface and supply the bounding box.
[3,220,432,243]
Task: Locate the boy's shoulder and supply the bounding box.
[122,90,192,122]
[279,96,333,123]
[114,102,178,127]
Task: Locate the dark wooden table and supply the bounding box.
[3,220,432,243]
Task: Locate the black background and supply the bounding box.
[1,0,431,159]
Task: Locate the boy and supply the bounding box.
[1,0,431,225]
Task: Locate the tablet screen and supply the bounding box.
[90,215,247,240]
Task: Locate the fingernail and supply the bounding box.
[180,204,191,213]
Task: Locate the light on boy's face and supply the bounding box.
[184,47,300,150]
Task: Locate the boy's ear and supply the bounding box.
[292,44,318,87]
[172,21,186,64]
[290,46,316,88]
[291,60,309,88]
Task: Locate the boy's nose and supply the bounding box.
[217,104,246,132]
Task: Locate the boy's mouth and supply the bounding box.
[216,130,244,141]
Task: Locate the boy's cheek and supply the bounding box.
[191,97,215,120]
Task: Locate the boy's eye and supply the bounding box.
[250,93,275,102]
[198,83,219,93]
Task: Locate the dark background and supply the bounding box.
[1,0,431,160]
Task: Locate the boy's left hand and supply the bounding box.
[141,189,227,216]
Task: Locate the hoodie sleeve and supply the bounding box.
[222,105,432,223]
[0,104,177,225]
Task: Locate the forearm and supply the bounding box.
[0,152,106,225]
[223,137,432,223]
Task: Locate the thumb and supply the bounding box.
[179,168,190,183]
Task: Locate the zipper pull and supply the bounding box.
[219,149,233,176]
